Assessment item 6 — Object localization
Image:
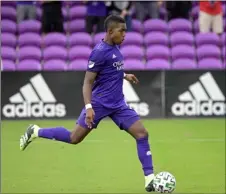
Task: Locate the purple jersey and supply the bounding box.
[87,40,125,109]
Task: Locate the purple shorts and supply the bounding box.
[76,102,140,130]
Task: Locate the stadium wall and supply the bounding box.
[1,70,225,120]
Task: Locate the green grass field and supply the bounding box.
[1,119,225,193]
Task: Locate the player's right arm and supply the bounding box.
[83,49,105,128]
[83,72,97,129]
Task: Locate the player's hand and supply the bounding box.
[85,108,95,129]
[125,74,139,84]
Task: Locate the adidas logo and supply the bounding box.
[171,72,226,116]
[123,80,149,116]
[2,74,66,118]
[112,54,117,59]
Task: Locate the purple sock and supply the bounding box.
[136,136,154,176]
[38,127,71,143]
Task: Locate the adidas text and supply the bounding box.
[172,101,226,116]
[128,102,149,116]
[2,102,66,118]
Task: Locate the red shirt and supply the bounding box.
[199,1,222,15]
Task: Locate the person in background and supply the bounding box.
[108,1,133,32]
[84,1,107,34]
[16,1,36,23]
[41,1,64,35]
[135,1,163,21]
[199,0,223,35]
[166,1,192,21]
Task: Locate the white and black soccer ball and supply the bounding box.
[153,172,176,193]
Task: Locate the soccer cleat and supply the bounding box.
[145,174,155,192]
[20,124,40,151]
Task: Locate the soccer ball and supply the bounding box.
[152,172,176,193]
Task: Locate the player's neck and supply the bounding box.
[103,37,114,46]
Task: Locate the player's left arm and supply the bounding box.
[124,73,139,84]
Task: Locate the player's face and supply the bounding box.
[111,23,127,45]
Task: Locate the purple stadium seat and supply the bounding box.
[197,45,221,60]
[69,6,87,19]
[18,33,42,48]
[18,20,41,34]
[18,46,42,61]
[121,46,144,60]
[43,46,68,61]
[1,33,17,47]
[146,59,170,69]
[1,46,16,61]
[170,32,194,46]
[43,60,68,71]
[2,60,16,71]
[43,33,67,47]
[124,59,145,70]
[69,19,85,33]
[17,60,42,71]
[69,46,92,60]
[196,33,220,47]
[191,6,199,20]
[198,58,223,69]
[172,59,197,69]
[122,32,143,46]
[69,33,92,47]
[146,46,170,60]
[171,45,196,61]
[132,19,143,33]
[144,32,168,47]
[1,6,16,21]
[69,60,88,70]
[1,20,17,34]
[93,32,106,45]
[143,19,168,34]
[169,19,192,33]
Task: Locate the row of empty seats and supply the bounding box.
[2,58,225,71]
[2,45,225,62]
[2,32,225,48]
[2,18,226,35]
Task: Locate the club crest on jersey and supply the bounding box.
[113,61,124,71]
[88,61,95,68]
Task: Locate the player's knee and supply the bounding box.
[70,133,83,145]
[70,137,82,145]
[134,127,149,140]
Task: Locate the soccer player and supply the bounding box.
[20,15,155,192]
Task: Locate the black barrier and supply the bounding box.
[165,71,226,117]
[1,71,163,119]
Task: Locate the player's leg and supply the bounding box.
[110,106,154,192]
[20,106,109,150]
[19,123,91,151]
[127,120,155,192]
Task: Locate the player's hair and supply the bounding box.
[104,15,125,31]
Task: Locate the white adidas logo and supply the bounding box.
[172,72,226,116]
[123,80,149,116]
[2,74,66,118]
[112,54,117,59]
